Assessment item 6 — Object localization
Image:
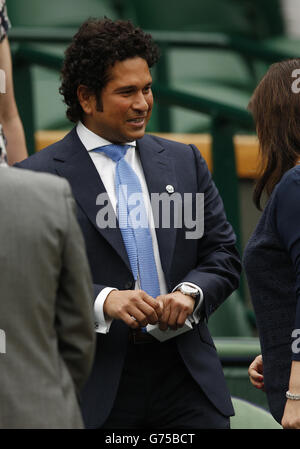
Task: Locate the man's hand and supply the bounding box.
[103,289,163,329]
[156,291,195,331]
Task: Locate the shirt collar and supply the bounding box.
[76,121,136,151]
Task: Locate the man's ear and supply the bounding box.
[77,85,95,115]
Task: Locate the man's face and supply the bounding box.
[81,57,153,143]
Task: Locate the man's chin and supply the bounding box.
[125,128,146,142]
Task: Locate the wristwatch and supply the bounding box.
[176,283,200,300]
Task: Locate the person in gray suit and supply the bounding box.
[0,166,95,429]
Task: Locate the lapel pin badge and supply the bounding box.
[166,184,175,194]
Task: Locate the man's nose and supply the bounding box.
[132,92,149,111]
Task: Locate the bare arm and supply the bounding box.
[281,361,300,428]
[0,37,28,164]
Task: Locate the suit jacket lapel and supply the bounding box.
[137,135,178,284]
[52,129,131,270]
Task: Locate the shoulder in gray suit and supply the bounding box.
[0,167,95,429]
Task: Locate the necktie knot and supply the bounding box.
[93,144,131,162]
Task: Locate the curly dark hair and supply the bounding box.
[59,17,160,123]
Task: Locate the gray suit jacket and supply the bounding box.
[0,167,95,429]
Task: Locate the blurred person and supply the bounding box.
[0,0,27,166]
[0,1,94,429]
[244,58,300,429]
[282,0,300,38]
[0,167,95,428]
[16,18,241,429]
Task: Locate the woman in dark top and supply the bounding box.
[244,58,300,428]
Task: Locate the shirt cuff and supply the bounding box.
[94,287,117,334]
[172,282,204,324]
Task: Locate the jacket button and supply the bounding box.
[124,280,134,289]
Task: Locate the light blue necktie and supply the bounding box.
[93,144,160,300]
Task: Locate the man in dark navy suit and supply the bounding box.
[16,18,241,429]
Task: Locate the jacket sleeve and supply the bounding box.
[179,145,242,321]
[55,180,96,394]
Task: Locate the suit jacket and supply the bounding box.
[0,167,95,429]
[16,128,241,428]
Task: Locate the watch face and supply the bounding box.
[181,284,197,295]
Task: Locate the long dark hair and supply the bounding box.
[248,58,300,210]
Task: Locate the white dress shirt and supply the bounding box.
[76,121,203,333]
